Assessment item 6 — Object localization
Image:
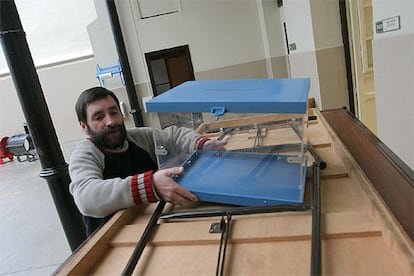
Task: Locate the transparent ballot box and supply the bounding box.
[145,78,310,206]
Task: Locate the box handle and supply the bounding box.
[211,107,226,117]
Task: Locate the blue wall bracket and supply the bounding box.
[96,61,125,87]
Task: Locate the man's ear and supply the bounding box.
[79,121,89,135]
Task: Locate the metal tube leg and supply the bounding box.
[122,200,166,276]
[216,213,232,276]
[311,162,322,276]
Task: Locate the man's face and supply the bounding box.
[80,95,126,150]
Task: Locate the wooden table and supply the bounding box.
[55,108,414,275]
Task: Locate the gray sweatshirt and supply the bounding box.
[69,126,203,218]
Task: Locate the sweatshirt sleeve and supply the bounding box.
[130,171,159,204]
[152,125,209,153]
[69,140,158,218]
[139,126,209,168]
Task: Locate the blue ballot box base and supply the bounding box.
[175,150,307,206]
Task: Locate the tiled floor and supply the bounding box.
[0,140,81,275]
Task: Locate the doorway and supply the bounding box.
[145,45,201,128]
[344,0,377,134]
[145,44,195,96]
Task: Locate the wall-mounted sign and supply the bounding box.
[376,16,400,34]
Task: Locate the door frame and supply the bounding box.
[339,0,355,114]
[145,44,195,96]
[344,0,377,133]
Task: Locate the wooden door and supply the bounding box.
[145,45,195,96]
[145,45,199,128]
[346,0,377,134]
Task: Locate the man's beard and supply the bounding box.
[87,123,127,150]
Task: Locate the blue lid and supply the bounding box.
[146,78,310,114]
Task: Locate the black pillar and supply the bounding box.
[0,0,86,251]
[106,0,144,127]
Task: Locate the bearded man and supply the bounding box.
[69,87,225,235]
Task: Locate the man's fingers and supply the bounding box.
[164,166,184,177]
[218,139,228,145]
[176,186,198,202]
[153,167,197,204]
[162,185,197,205]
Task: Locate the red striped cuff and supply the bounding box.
[195,136,210,150]
[131,171,158,204]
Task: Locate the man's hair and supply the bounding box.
[75,87,120,124]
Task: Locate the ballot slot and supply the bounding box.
[146,78,310,206]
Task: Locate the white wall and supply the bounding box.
[89,0,275,89]
[373,0,414,39]
[261,0,287,59]
[129,0,267,74]
[0,57,99,143]
[116,0,152,86]
[372,0,414,169]
[282,0,316,53]
[86,0,125,89]
[311,0,344,50]
[281,0,321,107]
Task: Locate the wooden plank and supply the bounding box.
[307,117,332,147]
[306,146,349,179]
[55,205,150,275]
[89,247,134,275]
[204,126,302,151]
[321,108,414,241]
[196,113,304,133]
[319,109,414,275]
[109,211,380,247]
[88,236,407,276]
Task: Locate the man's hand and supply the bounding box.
[202,139,227,151]
[152,167,197,205]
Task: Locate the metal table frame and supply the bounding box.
[122,144,325,276]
